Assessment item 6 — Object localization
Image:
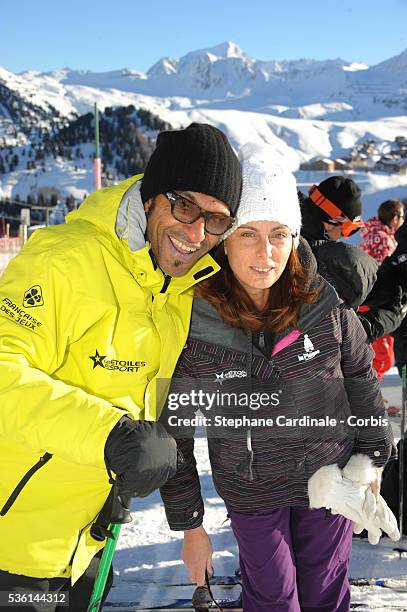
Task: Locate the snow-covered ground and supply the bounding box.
[104,368,407,610]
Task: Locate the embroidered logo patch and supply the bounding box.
[89,349,146,373]
[297,334,320,362]
[215,370,247,381]
[23,285,44,308]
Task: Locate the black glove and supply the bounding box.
[105,417,178,498]
[395,286,407,318]
[359,287,407,342]
[357,312,381,342]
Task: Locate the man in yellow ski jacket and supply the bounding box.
[0,123,242,609]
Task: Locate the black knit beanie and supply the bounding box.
[310,176,362,223]
[140,123,242,214]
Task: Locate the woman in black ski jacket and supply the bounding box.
[160,144,396,612]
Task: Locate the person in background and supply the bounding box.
[298,176,376,309]
[366,208,407,377]
[0,123,242,611]
[160,145,396,612]
[299,179,406,373]
[300,175,364,246]
[298,176,377,310]
[360,199,404,265]
[359,199,405,380]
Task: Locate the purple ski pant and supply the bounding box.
[228,506,353,612]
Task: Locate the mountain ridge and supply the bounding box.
[8,41,407,110]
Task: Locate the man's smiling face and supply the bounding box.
[144,191,230,276]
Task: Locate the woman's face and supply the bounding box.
[322,221,342,241]
[224,220,293,304]
[389,210,404,231]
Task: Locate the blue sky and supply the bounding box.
[1,0,407,73]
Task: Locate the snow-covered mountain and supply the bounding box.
[10,41,407,117]
[0,41,406,211]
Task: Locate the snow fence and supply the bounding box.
[0,238,21,276]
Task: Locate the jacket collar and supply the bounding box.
[126,244,220,295]
[255,276,340,357]
[115,178,220,294]
[68,174,220,295]
[296,276,340,333]
[190,274,340,356]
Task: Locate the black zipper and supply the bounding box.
[160,274,172,293]
[68,526,83,567]
[0,452,53,516]
[258,331,265,349]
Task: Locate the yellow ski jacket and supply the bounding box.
[0,175,219,582]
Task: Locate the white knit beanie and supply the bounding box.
[223,142,301,246]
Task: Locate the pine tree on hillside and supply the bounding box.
[10,154,19,170]
[49,201,68,225]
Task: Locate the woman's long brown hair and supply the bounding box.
[196,243,319,332]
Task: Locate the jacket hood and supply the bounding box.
[361,216,394,238]
[299,191,326,242]
[313,241,378,309]
[66,175,147,251]
[298,236,317,280]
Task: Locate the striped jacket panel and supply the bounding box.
[160,290,395,529]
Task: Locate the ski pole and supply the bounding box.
[87,523,122,612]
[399,364,406,541]
[87,484,132,612]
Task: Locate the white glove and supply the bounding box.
[353,489,400,545]
[308,454,377,525]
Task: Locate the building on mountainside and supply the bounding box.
[334,159,347,171]
[348,153,370,169]
[300,158,336,171]
[395,135,407,153]
[375,158,407,175]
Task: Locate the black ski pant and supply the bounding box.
[0,551,113,611]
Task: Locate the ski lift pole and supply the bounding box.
[93,103,102,191]
[87,484,132,612]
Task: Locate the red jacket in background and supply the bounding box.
[360,216,397,378]
[360,217,397,266]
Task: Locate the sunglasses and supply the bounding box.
[308,184,364,238]
[164,191,234,236]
